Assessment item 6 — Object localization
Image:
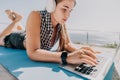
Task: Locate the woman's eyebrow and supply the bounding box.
[63,5,70,9]
[63,5,73,12]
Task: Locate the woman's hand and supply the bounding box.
[66,49,98,66]
[80,46,101,54]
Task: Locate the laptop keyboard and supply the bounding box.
[74,63,97,75]
[59,55,111,80]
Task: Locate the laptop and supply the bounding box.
[59,53,112,80]
[0,64,18,80]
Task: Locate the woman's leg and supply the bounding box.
[0,10,23,37]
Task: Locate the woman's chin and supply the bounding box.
[59,21,65,24]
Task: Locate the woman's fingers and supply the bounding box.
[68,49,98,65]
[80,58,96,66]
[82,49,97,60]
[80,54,98,65]
[95,51,101,54]
[81,46,101,54]
[81,46,94,52]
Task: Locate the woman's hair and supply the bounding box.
[55,0,76,6]
[58,24,68,51]
[56,0,76,51]
[46,0,76,12]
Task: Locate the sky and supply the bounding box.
[0,0,120,32]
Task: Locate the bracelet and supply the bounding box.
[61,51,68,65]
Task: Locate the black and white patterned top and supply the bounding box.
[40,10,61,50]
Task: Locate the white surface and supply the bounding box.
[13,67,83,80]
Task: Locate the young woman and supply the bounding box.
[0,0,98,65]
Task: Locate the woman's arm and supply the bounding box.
[63,25,78,52]
[26,11,62,63]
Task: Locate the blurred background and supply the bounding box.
[0,0,120,47]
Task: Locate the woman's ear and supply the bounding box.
[46,0,56,12]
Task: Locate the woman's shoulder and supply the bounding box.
[28,10,41,20]
[30,10,40,16]
[29,10,49,17]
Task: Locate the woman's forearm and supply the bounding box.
[65,43,78,52]
[27,49,62,63]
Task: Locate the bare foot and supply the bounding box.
[5,9,14,21]
[12,12,23,22]
[5,9,12,15]
[5,9,23,22]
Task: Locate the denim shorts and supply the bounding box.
[4,31,26,49]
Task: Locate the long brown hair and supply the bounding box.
[55,0,76,51]
[57,24,68,51]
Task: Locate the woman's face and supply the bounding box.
[53,0,75,24]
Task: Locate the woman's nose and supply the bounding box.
[65,12,70,19]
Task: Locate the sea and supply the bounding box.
[68,30,120,46]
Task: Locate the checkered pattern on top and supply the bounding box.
[40,10,61,50]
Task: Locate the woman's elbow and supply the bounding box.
[26,49,39,61]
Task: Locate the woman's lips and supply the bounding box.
[63,19,67,22]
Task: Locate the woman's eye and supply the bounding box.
[62,8,67,12]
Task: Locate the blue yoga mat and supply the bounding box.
[0,46,114,80]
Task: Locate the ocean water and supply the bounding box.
[68,30,120,46]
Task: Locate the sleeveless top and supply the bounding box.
[40,10,61,50]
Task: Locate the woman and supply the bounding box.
[0,0,98,65]
[26,0,98,65]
